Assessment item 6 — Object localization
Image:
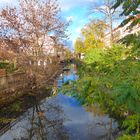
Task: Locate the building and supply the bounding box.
[104,16,140,46]
[0,35,67,67]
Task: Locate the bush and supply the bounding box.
[0,61,9,69]
[61,43,140,138]
[0,61,17,73]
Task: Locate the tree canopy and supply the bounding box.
[0,0,68,55]
[74,20,107,54]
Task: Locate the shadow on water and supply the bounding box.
[0,64,119,140]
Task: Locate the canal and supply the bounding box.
[0,64,118,140]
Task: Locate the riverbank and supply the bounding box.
[0,64,119,140]
[0,62,67,130]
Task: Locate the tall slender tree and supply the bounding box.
[89,0,122,44]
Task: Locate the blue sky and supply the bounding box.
[58,0,97,45]
[0,0,121,47]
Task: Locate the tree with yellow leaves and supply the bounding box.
[74,20,107,54]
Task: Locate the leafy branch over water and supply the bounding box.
[61,44,140,139]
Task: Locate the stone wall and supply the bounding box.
[0,72,29,106]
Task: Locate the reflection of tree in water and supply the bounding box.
[14,97,68,140]
[86,105,117,140]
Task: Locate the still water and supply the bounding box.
[0,64,118,140]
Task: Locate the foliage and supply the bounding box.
[0,61,9,69]
[82,20,107,49]
[11,101,23,112]
[120,32,140,59]
[68,16,140,136]
[61,42,140,138]
[113,0,140,16]
[0,118,15,124]
[113,0,140,28]
[0,61,17,73]
[122,115,140,134]
[118,134,140,140]
[0,0,68,67]
[74,20,107,54]
[84,48,104,64]
[74,38,85,53]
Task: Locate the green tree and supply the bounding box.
[74,20,107,54]
[61,43,140,139]
[74,38,85,53]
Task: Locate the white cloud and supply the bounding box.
[58,0,94,11]
[0,0,11,3]
[75,27,81,34]
[66,16,74,22]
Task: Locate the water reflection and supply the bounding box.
[0,64,118,140]
[20,98,68,140]
[0,96,68,140]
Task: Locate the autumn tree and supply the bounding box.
[74,20,107,54]
[0,0,68,65]
[74,38,84,53]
